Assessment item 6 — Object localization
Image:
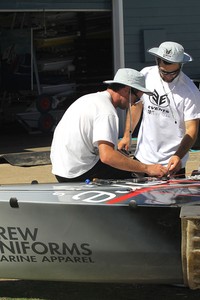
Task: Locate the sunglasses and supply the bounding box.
[131,88,141,103]
[159,67,181,76]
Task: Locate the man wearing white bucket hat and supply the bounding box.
[119,41,200,178]
[51,68,167,182]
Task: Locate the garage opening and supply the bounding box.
[0,11,113,133]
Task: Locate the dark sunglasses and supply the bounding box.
[159,67,181,76]
[131,88,141,103]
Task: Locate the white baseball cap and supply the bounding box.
[104,68,153,95]
[148,41,193,63]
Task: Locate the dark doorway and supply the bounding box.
[0,11,113,132]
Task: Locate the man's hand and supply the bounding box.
[118,136,130,152]
[167,155,182,175]
[146,164,168,177]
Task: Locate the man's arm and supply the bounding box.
[98,141,167,177]
[167,119,199,174]
[118,102,143,151]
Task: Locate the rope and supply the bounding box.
[128,90,133,152]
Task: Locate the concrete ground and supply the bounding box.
[1,151,200,185]
[0,123,199,185]
[0,122,54,184]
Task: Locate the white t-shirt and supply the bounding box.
[135,66,200,167]
[50,91,119,178]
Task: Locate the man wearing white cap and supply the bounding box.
[50,68,167,182]
[119,41,200,178]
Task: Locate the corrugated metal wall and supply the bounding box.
[2,0,200,79]
[123,0,200,78]
[0,0,111,10]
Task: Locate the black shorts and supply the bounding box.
[55,159,134,183]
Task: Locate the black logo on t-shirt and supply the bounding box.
[147,89,170,117]
[149,90,169,108]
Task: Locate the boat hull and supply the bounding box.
[0,178,199,287]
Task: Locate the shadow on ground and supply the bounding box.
[0,281,200,300]
[0,121,52,154]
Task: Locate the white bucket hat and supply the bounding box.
[104,68,153,95]
[148,41,193,63]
